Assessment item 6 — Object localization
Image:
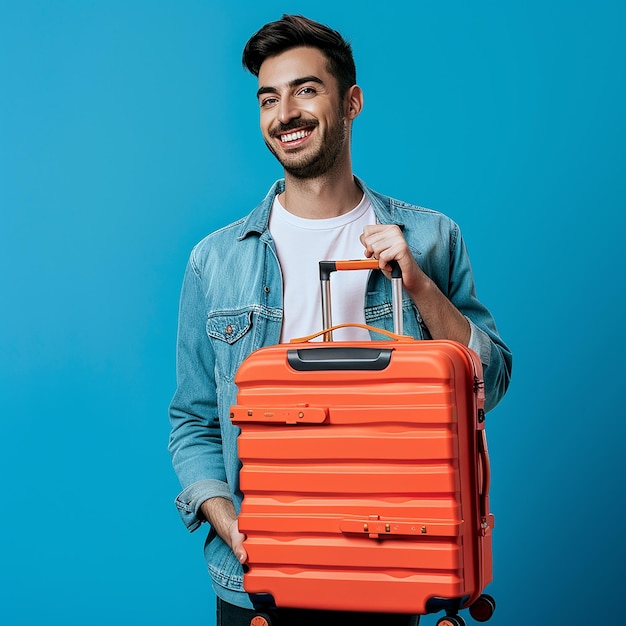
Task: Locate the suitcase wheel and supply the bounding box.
[468,594,496,622]
[436,617,465,626]
[250,615,273,626]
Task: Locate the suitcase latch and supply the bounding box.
[230,405,328,425]
[340,516,463,539]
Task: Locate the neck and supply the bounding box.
[279,161,362,219]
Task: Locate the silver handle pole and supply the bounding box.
[391,276,403,336]
[321,278,333,341]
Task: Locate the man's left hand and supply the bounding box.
[360,224,471,345]
[360,224,428,296]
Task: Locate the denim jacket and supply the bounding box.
[168,177,512,608]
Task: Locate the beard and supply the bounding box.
[264,113,347,180]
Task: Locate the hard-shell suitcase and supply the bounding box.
[230,260,496,625]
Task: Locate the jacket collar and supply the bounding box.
[237,176,403,240]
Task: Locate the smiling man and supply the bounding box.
[258,47,356,183]
[168,14,512,626]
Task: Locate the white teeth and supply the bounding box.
[280,129,310,143]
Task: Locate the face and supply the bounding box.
[257,46,352,180]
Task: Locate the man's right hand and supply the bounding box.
[228,517,248,564]
[200,497,248,564]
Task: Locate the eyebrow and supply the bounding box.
[256,75,325,99]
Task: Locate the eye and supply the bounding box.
[260,96,279,108]
[297,86,317,97]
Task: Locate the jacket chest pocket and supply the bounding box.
[206,310,255,381]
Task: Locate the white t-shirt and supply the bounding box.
[269,193,377,342]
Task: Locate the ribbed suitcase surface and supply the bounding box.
[231,338,494,616]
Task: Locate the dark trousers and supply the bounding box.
[216,597,420,626]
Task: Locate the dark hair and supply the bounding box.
[242,14,356,98]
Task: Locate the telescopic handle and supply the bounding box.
[319,259,403,341]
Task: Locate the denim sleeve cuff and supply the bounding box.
[466,317,492,368]
[174,479,232,533]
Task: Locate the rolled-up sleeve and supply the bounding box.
[174,479,233,532]
[467,318,492,368]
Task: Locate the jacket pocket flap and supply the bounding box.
[206,311,252,344]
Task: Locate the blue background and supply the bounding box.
[2,1,624,624]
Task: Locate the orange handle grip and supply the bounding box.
[334,259,379,271]
[320,259,401,280]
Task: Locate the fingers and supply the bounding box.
[360,224,407,267]
[229,519,248,564]
[360,224,427,294]
[234,543,248,564]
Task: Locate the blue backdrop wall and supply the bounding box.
[2,1,624,625]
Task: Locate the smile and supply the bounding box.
[278,128,313,144]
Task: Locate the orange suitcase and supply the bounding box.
[231,260,496,625]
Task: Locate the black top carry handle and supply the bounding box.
[319,259,403,340]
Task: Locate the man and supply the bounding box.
[169,14,512,626]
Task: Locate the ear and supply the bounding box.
[345,85,363,120]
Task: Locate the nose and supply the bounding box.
[277,95,300,125]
